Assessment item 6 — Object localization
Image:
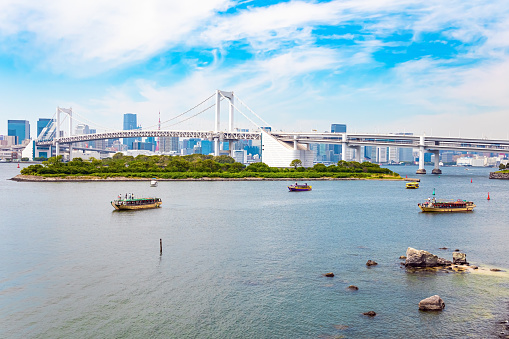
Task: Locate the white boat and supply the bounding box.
[150,179,158,187]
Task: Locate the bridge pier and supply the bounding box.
[431,150,441,174]
[354,146,362,163]
[214,137,220,156]
[341,133,348,161]
[416,136,426,174]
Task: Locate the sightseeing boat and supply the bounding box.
[418,198,475,212]
[111,197,162,210]
[288,183,312,192]
[406,182,419,189]
[150,179,158,187]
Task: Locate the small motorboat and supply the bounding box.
[150,179,158,187]
[406,182,419,189]
[288,182,312,192]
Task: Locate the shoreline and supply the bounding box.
[10,174,415,182]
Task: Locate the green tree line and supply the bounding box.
[20,153,398,179]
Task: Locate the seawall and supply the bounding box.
[489,172,509,179]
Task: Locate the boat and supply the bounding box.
[406,182,419,189]
[111,196,162,210]
[418,198,475,212]
[288,182,312,192]
[150,179,158,187]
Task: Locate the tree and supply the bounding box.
[290,159,302,169]
[500,163,506,170]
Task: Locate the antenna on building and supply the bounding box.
[156,111,161,152]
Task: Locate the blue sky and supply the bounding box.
[1,0,509,139]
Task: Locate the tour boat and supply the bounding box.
[150,179,158,187]
[418,198,475,212]
[288,183,312,192]
[406,182,419,189]
[111,197,162,210]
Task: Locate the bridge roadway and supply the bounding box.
[36,130,261,146]
[36,130,509,174]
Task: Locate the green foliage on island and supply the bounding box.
[20,153,399,179]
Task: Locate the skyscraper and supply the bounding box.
[123,113,140,150]
[331,123,347,158]
[8,120,30,144]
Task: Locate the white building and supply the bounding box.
[261,131,314,168]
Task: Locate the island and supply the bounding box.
[12,153,402,181]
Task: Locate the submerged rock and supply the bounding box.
[363,311,376,316]
[490,268,502,272]
[452,252,468,265]
[419,295,445,311]
[347,285,359,290]
[324,272,335,277]
[366,260,378,266]
[405,248,438,267]
[399,256,407,259]
[439,247,448,250]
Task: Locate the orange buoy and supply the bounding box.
[470,179,472,183]
[17,163,19,168]
[487,192,490,200]
[405,175,407,178]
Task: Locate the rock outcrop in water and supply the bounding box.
[419,295,445,311]
[452,252,468,265]
[366,260,378,266]
[363,311,376,316]
[405,248,439,267]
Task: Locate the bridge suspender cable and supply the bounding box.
[160,100,222,128]
[219,92,262,130]
[234,95,272,128]
[143,93,216,130]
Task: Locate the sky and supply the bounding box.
[1,0,509,139]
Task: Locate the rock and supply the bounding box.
[439,247,448,250]
[347,285,359,290]
[454,249,460,252]
[437,258,452,266]
[419,295,445,311]
[366,260,378,266]
[324,272,335,277]
[399,256,407,259]
[363,311,376,316]
[491,268,502,272]
[452,252,468,265]
[471,265,478,269]
[405,247,438,267]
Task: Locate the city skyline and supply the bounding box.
[1,1,509,138]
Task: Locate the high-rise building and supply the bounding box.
[123,113,140,150]
[8,120,30,145]
[37,118,53,138]
[331,124,347,158]
[160,137,179,153]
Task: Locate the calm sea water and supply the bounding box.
[2,164,509,338]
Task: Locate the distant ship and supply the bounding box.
[111,196,162,210]
[418,198,475,212]
[288,183,312,192]
[150,179,158,187]
[406,182,419,189]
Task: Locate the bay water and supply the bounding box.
[1,164,509,338]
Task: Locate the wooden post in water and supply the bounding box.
[160,238,163,255]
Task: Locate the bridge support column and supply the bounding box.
[55,141,60,158]
[354,146,362,163]
[69,144,73,161]
[293,135,298,150]
[229,140,234,156]
[214,137,220,156]
[416,136,426,174]
[341,133,348,161]
[432,150,441,174]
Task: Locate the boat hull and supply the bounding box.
[111,201,162,210]
[418,204,475,212]
[288,186,312,192]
